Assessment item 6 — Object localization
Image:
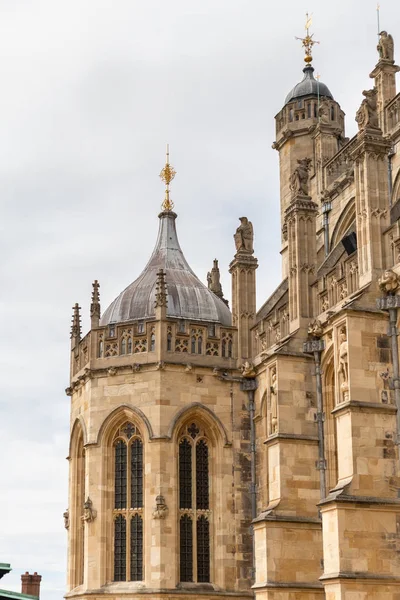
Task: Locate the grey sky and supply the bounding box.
[0,2,399,599]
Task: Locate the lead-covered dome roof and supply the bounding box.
[284,65,333,105]
[100,210,232,327]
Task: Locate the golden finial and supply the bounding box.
[159,144,176,211]
[295,12,320,65]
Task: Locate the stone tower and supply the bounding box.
[65,153,255,600]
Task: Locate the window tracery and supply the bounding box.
[175,339,189,353]
[191,329,203,354]
[221,332,233,358]
[178,422,211,583]
[113,422,144,582]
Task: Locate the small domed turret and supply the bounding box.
[284,65,333,105]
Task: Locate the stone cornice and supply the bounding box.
[331,400,397,416]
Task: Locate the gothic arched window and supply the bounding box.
[150,332,156,352]
[127,337,132,354]
[121,338,126,355]
[98,340,103,358]
[113,423,144,582]
[167,332,172,351]
[178,423,211,583]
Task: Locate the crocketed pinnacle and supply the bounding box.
[90,280,101,319]
[70,303,82,340]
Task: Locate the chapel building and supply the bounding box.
[65,27,400,600]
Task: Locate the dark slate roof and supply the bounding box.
[285,65,333,105]
[100,211,232,327]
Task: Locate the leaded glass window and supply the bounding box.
[197,516,210,582]
[113,423,144,582]
[178,424,211,583]
[180,515,193,582]
[114,515,126,581]
[130,514,143,581]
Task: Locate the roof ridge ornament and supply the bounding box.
[295,12,319,65]
[159,144,176,212]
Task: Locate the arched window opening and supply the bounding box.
[228,339,233,358]
[197,336,202,354]
[72,434,85,588]
[167,332,172,351]
[113,422,144,582]
[331,105,335,121]
[314,103,317,117]
[150,332,156,352]
[191,336,196,354]
[121,338,126,355]
[221,339,227,357]
[127,337,132,354]
[289,108,293,122]
[178,423,210,583]
[98,341,103,358]
[307,103,311,118]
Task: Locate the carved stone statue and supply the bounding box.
[241,361,256,378]
[355,88,379,130]
[338,327,349,403]
[308,319,323,338]
[82,497,96,523]
[270,367,278,434]
[234,217,254,254]
[289,158,312,197]
[318,99,330,124]
[63,509,69,530]
[207,259,224,298]
[377,31,394,61]
[152,494,168,519]
[378,269,399,295]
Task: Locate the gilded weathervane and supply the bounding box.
[159,144,176,211]
[295,12,319,64]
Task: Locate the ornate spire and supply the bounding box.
[90,280,101,327]
[159,144,176,212]
[70,303,82,342]
[155,268,168,308]
[295,12,319,65]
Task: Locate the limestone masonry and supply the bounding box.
[65,28,400,600]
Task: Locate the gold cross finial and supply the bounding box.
[295,12,320,65]
[159,144,176,211]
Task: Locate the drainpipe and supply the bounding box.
[303,333,327,500]
[388,148,394,207]
[240,377,258,576]
[377,285,400,445]
[322,201,332,258]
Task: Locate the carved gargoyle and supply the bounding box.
[308,319,323,339]
[355,88,379,130]
[241,361,256,378]
[378,269,400,295]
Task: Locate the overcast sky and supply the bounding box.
[0,2,399,599]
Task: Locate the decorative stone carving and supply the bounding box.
[157,361,165,370]
[289,158,312,197]
[152,494,168,519]
[184,363,193,373]
[321,296,329,312]
[132,363,141,372]
[378,269,400,295]
[108,367,117,376]
[318,98,330,123]
[155,269,168,308]
[82,497,96,523]
[241,361,256,378]
[338,327,349,403]
[308,319,323,338]
[63,509,69,530]
[355,88,379,130]
[270,367,278,434]
[207,258,224,298]
[234,217,254,254]
[377,31,394,61]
